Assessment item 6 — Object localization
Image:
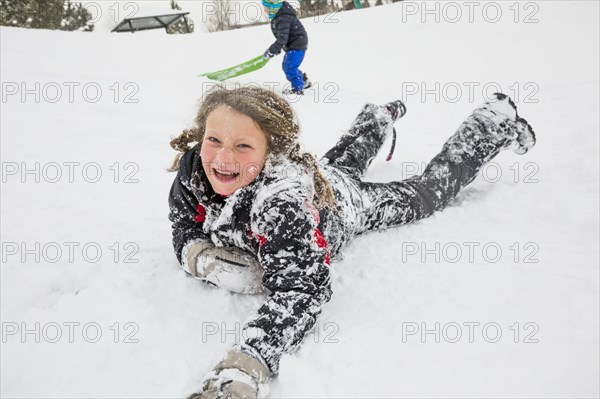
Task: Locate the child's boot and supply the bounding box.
[383,99,407,122]
[302,73,312,89]
[472,92,536,154]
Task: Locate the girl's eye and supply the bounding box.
[238,144,252,149]
[207,136,220,143]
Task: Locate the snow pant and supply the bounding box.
[319,103,521,255]
[282,50,306,91]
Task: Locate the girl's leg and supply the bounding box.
[352,94,536,233]
[322,100,406,180]
[282,50,306,92]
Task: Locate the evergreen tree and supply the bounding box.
[62,1,94,31]
[0,0,93,31]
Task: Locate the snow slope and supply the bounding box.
[1,1,599,397]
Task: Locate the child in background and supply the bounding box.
[262,0,311,95]
[168,87,536,398]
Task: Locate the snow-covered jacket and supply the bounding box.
[267,1,308,55]
[168,144,331,373]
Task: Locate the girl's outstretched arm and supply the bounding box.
[190,180,332,398]
[244,184,332,375]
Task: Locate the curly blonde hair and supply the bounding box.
[168,86,336,209]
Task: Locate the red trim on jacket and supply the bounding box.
[248,229,267,247]
[312,228,330,266]
[194,204,206,223]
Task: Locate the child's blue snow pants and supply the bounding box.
[282,50,306,91]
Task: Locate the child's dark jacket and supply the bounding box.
[267,1,308,55]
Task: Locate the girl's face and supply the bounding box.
[200,105,268,196]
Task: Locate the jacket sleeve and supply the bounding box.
[168,150,210,264]
[241,188,332,374]
[268,15,293,55]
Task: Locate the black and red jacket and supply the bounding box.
[168,144,332,374]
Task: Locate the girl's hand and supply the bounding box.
[183,241,264,294]
[196,245,265,295]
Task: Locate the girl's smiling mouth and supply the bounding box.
[213,168,240,182]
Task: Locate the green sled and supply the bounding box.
[199,55,270,81]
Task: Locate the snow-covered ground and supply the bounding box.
[1,1,599,397]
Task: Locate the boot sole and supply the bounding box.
[514,117,536,154]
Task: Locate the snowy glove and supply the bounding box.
[262,50,275,59]
[182,241,265,295]
[182,240,215,277]
[188,349,271,399]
